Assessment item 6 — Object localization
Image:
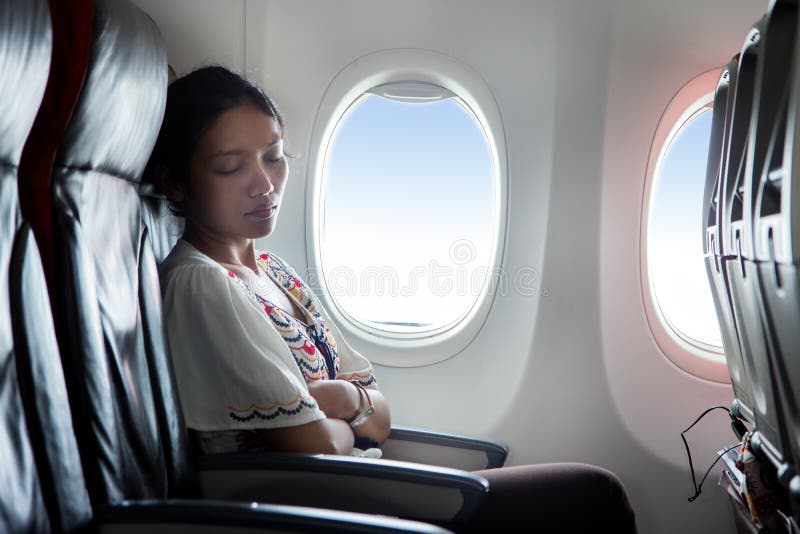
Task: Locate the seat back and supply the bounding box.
[720,24,760,263]
[704,59,756,423]
[140,186,183,264]
[1,1,93,531]
[18,0,94,296]
[10,223,94,533]
[751,0,800,483]
[49,0,196,507]
[720,19,790,467]
[736,0,798,470]
[0,2,52,531]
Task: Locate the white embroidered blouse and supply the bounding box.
[158,239,377,453]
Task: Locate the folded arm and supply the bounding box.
[307,380,391,445]
[254,418,355,455]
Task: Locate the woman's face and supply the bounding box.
[183,103,288,243]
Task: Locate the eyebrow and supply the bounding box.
[207,138,282,159]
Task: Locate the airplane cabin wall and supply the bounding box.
[131,0,768,532]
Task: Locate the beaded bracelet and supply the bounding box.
[346,381,375,428]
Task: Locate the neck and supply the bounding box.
[182,223,258,272]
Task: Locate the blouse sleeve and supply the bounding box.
[160,263,327,431]
[269,253,378,389]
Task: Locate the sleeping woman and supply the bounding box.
[149,66,388,456]
[146,65,637,532]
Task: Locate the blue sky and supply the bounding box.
[321,94,495,330]
[648,109,722,347]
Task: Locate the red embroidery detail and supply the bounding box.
[292,279,302,288]
[260,253,269,260]
[301,340,316,355]
[262,303,274,314]
[228,271,236,278]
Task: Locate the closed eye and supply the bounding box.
[262,153,285,164]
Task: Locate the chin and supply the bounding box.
[248,219,277,239]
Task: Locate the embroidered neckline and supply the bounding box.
[227,252,340,381]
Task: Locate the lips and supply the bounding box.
[246,203,278,219]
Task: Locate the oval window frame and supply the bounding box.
[306,49,508,367]
[641,67,730,383]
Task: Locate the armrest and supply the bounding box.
[381,425,509,470]
[95,499,451,533]
[196,452,489,524]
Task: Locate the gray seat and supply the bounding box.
[720,17,789,469]
[749,0,800,505]
[704,58,756,428]
[734,0,798,475]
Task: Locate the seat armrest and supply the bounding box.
[196,452,488,524]
[95,499,451,533]
[381,425,509,470]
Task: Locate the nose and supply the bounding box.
[251,162,275,197]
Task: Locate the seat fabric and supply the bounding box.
[49,0,196,507]
[1,1,92,532]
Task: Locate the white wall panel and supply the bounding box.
[131,0,245,74]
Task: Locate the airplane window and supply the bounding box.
[319,82,497,335]
[647,107,723,349]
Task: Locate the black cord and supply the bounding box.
[688,442,742,502]
[681,405,742,502]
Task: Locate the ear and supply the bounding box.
[154,165,185,203]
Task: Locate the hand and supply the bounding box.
[351,388,391,445]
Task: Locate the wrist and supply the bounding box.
[345,381,375,428]
[344,380,361,420]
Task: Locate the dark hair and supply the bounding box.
[144,66,285,216]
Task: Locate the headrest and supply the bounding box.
[0,0,51,166]
[56,0,166,183]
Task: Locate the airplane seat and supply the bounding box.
[139,129,182,264]
[703,59,757,427]
[48,0,179,505]
[140,187,182,264]
[11,196,96,532]
[700,4,800,531]
[138,64,182,265]
[751,0,800,511]
[17,0,94,298]
[44,0,485,527]
[378,426,508,470]
[0,1,90,531]
[737,0,798,477]
[720,17,789,472]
